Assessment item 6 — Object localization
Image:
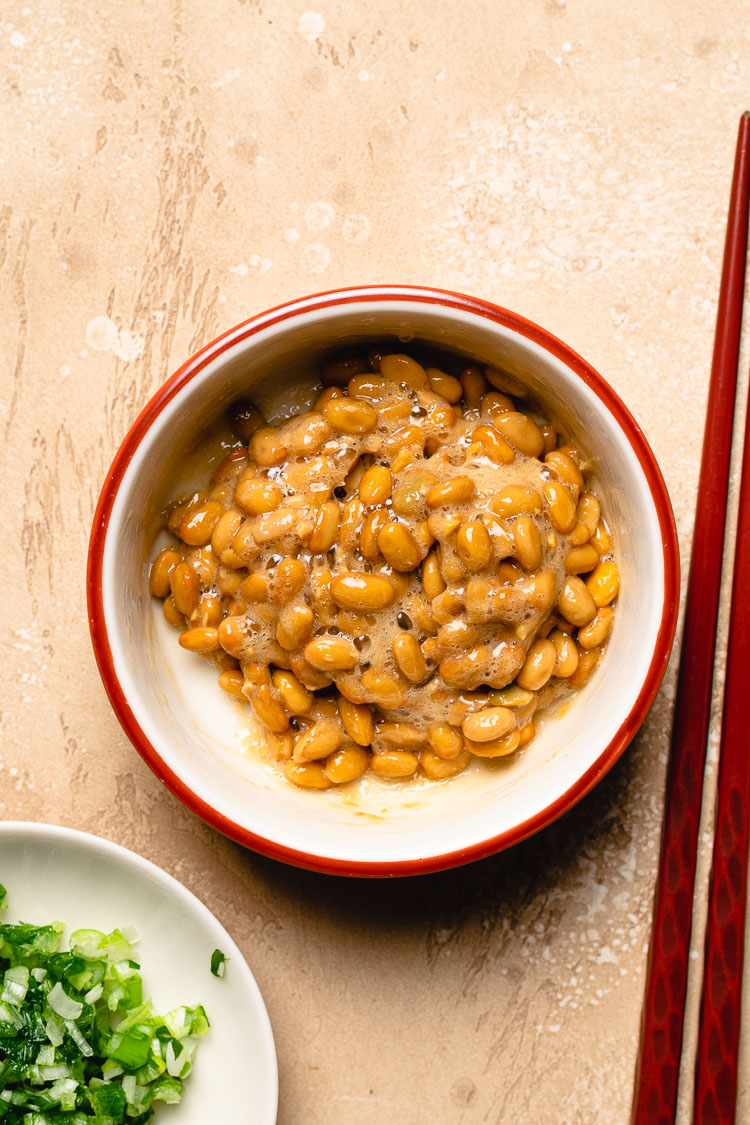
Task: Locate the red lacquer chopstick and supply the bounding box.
[692,328,750,1121]
[632,112,750,1125]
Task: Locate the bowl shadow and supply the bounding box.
[230,723,660,940]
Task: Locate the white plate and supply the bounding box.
[0,822,277,1124]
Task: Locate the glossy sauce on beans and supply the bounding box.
[150,349,619,789]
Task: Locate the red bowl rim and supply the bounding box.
[87,284,680,878]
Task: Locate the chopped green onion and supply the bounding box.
[2,964,29,1005]
[48,980,84,1020]
[35,1045,55,1067]
[64,1017,94,1057]
[122,1073,137,1104]
[210,948,228,977]
[84,981,103,1004]
[0,888,208,1122]
[44,1013,65,1047]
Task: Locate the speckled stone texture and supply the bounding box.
[1,3,749,1122]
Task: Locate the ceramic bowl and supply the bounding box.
[87,286,679,876]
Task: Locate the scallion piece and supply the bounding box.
[210,949,228,978]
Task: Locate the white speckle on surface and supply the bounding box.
[229,263,249,276]
[581,879,608,920]
[284,228,299,243]
[58,364,70,378]
[358,69,369,81]
[596,946,617,965]
[305,202,334,231]
[249,254,260,267]
[10,29,26,48]
[85,316,118,351]
[342,214,371,244]
[260,258,272,274]
[290,201,299,213]
[112,328,144,363]
[85,316,143,361]
[210,67,242,90]
[297,11,324,41]
[301,243,330,273]
[619,844,636,881]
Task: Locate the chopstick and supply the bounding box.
[632,112,750,1125]
[693,287,750,1116]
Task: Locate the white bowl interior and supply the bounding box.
[101,299,665,867]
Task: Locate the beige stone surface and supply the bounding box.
[2,1,749,1121]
